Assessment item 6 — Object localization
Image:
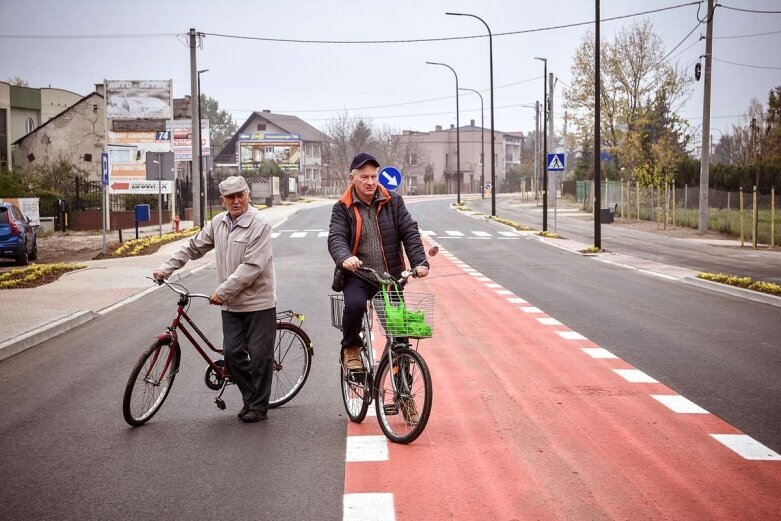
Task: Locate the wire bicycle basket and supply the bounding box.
[372,286,435,339]
[330,294,345,331]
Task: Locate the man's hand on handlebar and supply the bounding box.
[209,292,225,306]
[413,266,429,278]
[152,271,168,283]
[342,256,363,273]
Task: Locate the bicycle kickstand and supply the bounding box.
[214,379,228,410]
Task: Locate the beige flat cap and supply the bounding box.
[219,176,249,195]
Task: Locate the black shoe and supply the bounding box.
[237,405,250,419]
[241,409,267,423]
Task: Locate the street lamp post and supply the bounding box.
[427,61,461,204]
[534,57,548,232]
[197,69,209,228]
[460,87,484,198]
[446,12,495,216]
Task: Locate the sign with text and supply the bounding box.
[105,80,173,120]
[108,178,172,195]
[168,119,211,161]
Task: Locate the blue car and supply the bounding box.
[0,202,38,266]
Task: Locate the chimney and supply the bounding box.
[262,109,271,113]
[450,124,454,130]
[95,83,104,96]
[470,119,475,126]
[435,125,442,132]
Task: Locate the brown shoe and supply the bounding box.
[398,397,419,425]
[342,347,364,371]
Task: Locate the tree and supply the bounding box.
[6,75,29,87]
[199,95,237,150]
[763,86,781,161]
[563,20,692,175]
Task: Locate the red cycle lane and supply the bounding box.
[343,245,781,521]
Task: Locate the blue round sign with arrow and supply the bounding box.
[379,166,402,191]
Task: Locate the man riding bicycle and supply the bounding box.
[328,152,430,379]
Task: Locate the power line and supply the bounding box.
[713,57,781,70]
[714,28,781,39]
[200,1,703,45]
[0,33,176,40]
[717,4,781,14]
[655,21,703,67]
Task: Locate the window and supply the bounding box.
[25,117,35,134]
[256,123,266,131]
[407,153,417,166]
[305,143,320,158]
[305,168,320,181]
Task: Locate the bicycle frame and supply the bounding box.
[362,296,412,397]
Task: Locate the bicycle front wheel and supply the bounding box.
[375,346,432,444]
[122,339,180,427]
[341,349,371,423]
[269,322,313,408]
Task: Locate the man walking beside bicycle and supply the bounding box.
[153,175,276,423]
[328,153,429,405]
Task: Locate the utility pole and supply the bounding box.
[698,0,714,234]
[534,100,540,199]
[535,57,548,231]
[594,0,602,249]
[549,72,556,231]
[189,28,202,228]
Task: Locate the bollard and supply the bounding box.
[752,186,758,249]
[772,187,776,248]
[174,215,181,233]
[672,184,676,228]
[740,187,744,247]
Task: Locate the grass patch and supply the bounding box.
[489,216,533,231]
[107,227,200,258]
[697,272,781,296]
[579,246,602,254]
[537,231,560,239]
[0,263,87,289]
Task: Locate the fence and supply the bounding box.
[576,180,779,246]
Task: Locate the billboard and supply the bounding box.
[0,198,40,226]
[105,80,173,120]
[168,119,211,161]
[238,134,301,173]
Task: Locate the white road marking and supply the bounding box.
[506,297,527,304]
[318,231,329,238]
[520,306,543,313]
[345,435,389,462]
[471,231,492,237]
[497,237,520,240]
[304,229,324,232]
[468,272,484,277]
[710,434,781,461]
[536,317,562,326]
[496,290,514,295]
[290,232,307,238]
[498,231,520,236]
[343,493,396,521]
[485,283,502,288]
[271,232,281,239]
[477,277,491,282]
[612,369,658,383]
[581,347,618,359]
[420,230,436,236]
[445,230,464,237]
[468,237,491,240]
[652,395,709,414]
[556,331,588,341]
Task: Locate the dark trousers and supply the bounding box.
[221,308,276,413]
[341,274,379,349]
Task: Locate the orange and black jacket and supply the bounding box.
[328,186,428,278]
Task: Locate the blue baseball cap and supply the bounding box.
[350,152,380,172]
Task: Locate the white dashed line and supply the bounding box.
[556,331,588,341]
[485,283,502,288]
[519,306,543,313]
[318,231,329,238]
[477,277,491,282]
[709,434,781,460]
[506,297,527,304]
[271,232,281,239]
[290,232,307,238]
[495,290,514,295]
[652,395,710,414]
[445,230,464,237]
[345,435,389,462]
[471,231,492,237]
[498,231,520,237]
[581,347,618,359]
[536,317,562,326]
[468,272,484,277]
[612,369,658,383]
[343,493,396,521]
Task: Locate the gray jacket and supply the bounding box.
[158,206,276,312]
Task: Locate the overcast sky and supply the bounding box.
[1,0,780,140]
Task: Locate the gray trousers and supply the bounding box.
[221,308,276,413]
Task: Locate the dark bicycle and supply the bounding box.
[122,279,313,426]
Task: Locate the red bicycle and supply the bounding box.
[122,279,313,426]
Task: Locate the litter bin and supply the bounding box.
[599,207,614,224]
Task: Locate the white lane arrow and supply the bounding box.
[381,171,399,186]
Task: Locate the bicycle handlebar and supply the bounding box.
[149,277,210,299]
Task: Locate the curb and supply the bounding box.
[0,310,98,362]
[682,277,781,308]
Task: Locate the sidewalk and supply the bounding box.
[0,199,332,361]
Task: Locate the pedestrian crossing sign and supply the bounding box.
[547,153,565,172]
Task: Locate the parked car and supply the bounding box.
[0,203,38,266]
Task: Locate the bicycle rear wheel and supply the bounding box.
[123,339,180,426]
[375,346,432,444]
[341,349,371,423]
[269,322,313,408]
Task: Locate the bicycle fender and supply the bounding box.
[156,332,173,343]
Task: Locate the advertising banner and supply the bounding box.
[168,119,211,161]
[239,135,301,173]
[108,179,172,195]
[0,198,40,226]
[105,80,173,120]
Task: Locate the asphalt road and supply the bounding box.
[411,198,781,452]
[1,199,779,520]
[468,195,781,283]
[0,208,345,521]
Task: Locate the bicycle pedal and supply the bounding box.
[383,403,399,415]
[215,398,226,410]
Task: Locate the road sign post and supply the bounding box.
[547,153,565,234]
[101,152,109,254]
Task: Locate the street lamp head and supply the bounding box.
[534,57,547,63]
[197,69,209,74]
[445,12,465,16]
